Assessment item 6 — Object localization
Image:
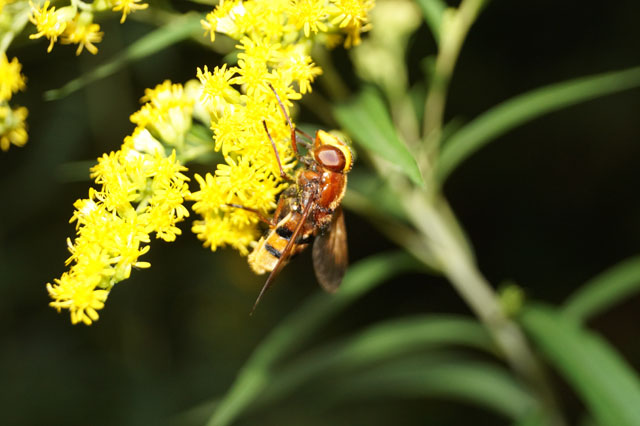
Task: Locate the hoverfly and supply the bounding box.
[229,84,353,313]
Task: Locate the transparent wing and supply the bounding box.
[251,196,314,314]
[312,207,348,293]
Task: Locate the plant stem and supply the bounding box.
[421,0,486,174]
[402,190,565,425]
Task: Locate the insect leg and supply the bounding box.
[267,83,299,155]
[225,204,272,226]
[262,120,295,182]
[295,128,314,143]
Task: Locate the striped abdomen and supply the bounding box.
[248,211,314,275]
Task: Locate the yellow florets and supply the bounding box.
[108,0,149,23]
[191,0,372,255]
[0,106,28,151]
[61,13,104,55]
[130,80,195,147]
[0,54,28,152]
[28,1,72,52]
[28,0,147,54]
[48,82,192,325]
[288,0,329,38]
[0,53,26,101]
[46,0,374,323]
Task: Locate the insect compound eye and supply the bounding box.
[315,145,346,173]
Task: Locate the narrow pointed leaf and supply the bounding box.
[415,0,447,43]
[521,304,640,426]
[564,255,640,323]
[208,251,421,426]
[45,13,204,100]
[334,87,424,186]
[438,66,640,181]
[330,357,537,421]
[252,315,495,410]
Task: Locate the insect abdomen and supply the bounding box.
[248,212,313,275]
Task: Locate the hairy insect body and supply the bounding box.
[248,150,347,275]
[247,130,352,287]
[248,210,314,275]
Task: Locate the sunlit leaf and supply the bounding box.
[521,304,640,426]
[334,87,424,186]
[437,66,640,182]
[564,255,640,323]
[44,13,204,100]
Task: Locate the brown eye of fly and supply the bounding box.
[315,146,346,172]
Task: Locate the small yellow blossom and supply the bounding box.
[130,80,194,146]
[110,0,149,23]
[0,106,28,151]
[329,0,374,47]
[29,1,73,52]
[196,64,240,114]
[288,0,329,38]
[61,14,104,55]
[201,0,246,42]
[0,54,26,102]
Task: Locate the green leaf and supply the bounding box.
[437,66,640,182]
[44,13,204,100]
[521,304,640,426]
[415,0,447,44]
[252,315,496,410]
[334,87,424,187]
[208,251,422,426]
[329,356,537,421]
[564,255,640,323]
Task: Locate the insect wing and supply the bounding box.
[312,207,348,293]
[251,195,315,314]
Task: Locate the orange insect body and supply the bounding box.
[246,128,353,311]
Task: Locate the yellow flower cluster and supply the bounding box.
[0,53,28,151]
[191,0,373,255]
[28,0,148,54]
[47,81,193,325]
[46,0,373,324]
[202,0,373,48]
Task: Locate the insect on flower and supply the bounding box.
[229,84,353,314]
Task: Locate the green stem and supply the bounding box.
[421,0,486,175]
[401,190,565,425]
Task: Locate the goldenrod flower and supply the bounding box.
[0,106,28,151]
[109,0,149,23]
[29,1,73,52]
[328,0,374,47]
[47,0,374,324]
[201,0,247,42]
[130,80,194,147]
[288,0,329,37]
[48,82,192,325]
[191,0,372,256]
[61,13,104,55]
[0,53,26,102]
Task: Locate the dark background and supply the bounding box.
[1,1,639,425]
